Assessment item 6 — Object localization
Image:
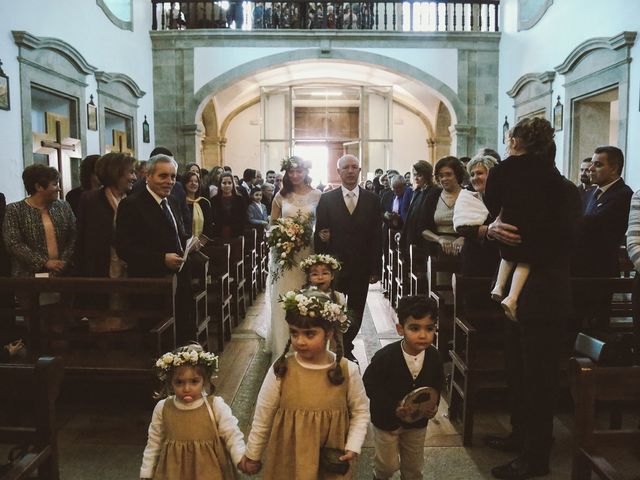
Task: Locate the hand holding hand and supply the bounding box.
[45,259,66,273]
[451,237,465,256]
[164,253,184,271]
[339,450,358,462]
[437,237,454,255]
[239,455,262,475]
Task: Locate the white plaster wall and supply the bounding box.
[0,0,155,201]
[224,102,261,172]
[498,0,640,187]
[392,103,429,175]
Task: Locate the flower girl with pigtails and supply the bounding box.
[140,343,245,480]
[240,288,370,478]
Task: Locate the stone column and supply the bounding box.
[181,123,205,167]
[448,124,475,158]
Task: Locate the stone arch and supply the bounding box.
[190,48,466,128]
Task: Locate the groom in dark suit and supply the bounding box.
[315,154,382,361]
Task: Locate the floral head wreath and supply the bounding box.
[279,287,351,333]
[280,156,310,172]
[154,348,219,382]
[300,254,342,273]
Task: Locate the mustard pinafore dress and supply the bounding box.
[262,357,353,480]
[153,396,236,480]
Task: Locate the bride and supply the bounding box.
[263,156,321,360]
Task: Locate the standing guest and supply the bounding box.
[210,172,247,240]
[3,165,75,278]
[627,190,640,365]
[459,156,472,188]
[115,154,188,277]
[400,160,435,260]
[208,166,223,200]
[420,156,465,257]
[247,187,268,227]
[572,146,633,277]
[484,119,581,480]
[239,168,256,199]
[273,173,283,194]
[372,167,384,194]
[265,169,276,185]
[182,171,214,238]
[577,157,596,210]
[315,154,382,362]
[404,171,412,186]
[378,173,390,198]
[260,182,275,215]
[364,180,375,192]
[477,147,501,163]
[185,162,200,175]
[363,295,444,480]
[254,170,264,186]
[75,152,137,332]
[135,160,148,181]
[454,154,500,278]
[65,154,101,217]
[223,166,232,173]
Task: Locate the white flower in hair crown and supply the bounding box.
[280,156,310,172]
[279,287,351,333]
[299,254,342,272]
[154,349,219,381]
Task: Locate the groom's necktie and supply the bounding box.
[346,192,356,215]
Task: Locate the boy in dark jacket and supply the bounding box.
[363,295,444,480]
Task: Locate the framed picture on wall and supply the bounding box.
[87,95,98,131]
[0,60,10,111]
[553,96,563,131]
[142,115,150,143]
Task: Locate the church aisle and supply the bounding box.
[44,284,578,479]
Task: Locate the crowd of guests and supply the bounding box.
[1,115,638,478]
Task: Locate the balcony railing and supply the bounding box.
[151,1,500,32]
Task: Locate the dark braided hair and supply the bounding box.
[273,312,345,385]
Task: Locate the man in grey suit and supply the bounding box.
[315,154,382,362]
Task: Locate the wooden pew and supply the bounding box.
[243,229,259,303]
[255,226,267,293]
[569,356,640,480]
[0,356,63,480]
[385,230,398,305]
[448,274,505,445]
[427,252,461,358]
[0,277,176,378]
[202,243,233,353]
[409,244,429,296]
[226,236,247,325]
[184,252,210,347]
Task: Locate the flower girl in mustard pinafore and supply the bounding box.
[140,344,245,480]
[240,288,370,479]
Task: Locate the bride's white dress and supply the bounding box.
[263,189,322,360]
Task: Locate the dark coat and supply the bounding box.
[314,187,382,279]
[115,188,188,277]
[210,194,247,239]
[363,341,444,431]
[75,188,116,277]
[400,185,440,257]
[572,178,633,276]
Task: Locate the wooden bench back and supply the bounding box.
[0,356,64,480]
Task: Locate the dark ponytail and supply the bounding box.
[327,328,345,385]
[273,337,292,378]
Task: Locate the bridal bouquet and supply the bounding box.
[267,212,314,283]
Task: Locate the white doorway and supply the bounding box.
[293,143,329,187]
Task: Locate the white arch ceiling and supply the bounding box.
[210,59,448,134]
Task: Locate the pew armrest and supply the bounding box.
[2,447,52,480]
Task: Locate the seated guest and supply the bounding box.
[182,171,213,239]
[211,172,247,240]
[572,146,633,277]
[454,154,500,277]
[420,156,465,258]
[247,187,269,227]
[400,160,435,260]
[75,152,137,331]
[577,157,596,211]
[3,165,75,277]
[65,154,101,217]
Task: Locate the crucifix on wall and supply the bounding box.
[107,128,134,156]
[32,112,81,194]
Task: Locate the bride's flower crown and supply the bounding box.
[154,348,219,382]
[281,156,311,172]
[300,254,342,272]
[279,287,350,333]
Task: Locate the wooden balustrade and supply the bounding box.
[151,0,500,32]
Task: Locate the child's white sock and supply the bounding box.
[491,259,515,302]
[500,263,530,322]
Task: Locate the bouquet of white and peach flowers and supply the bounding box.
[267,212,314,283]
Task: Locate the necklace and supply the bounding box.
[25,197,46,210]
[439,192,458,209]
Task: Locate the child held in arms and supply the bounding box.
[363,295,444,480]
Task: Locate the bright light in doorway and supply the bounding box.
[293,144,329,187]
